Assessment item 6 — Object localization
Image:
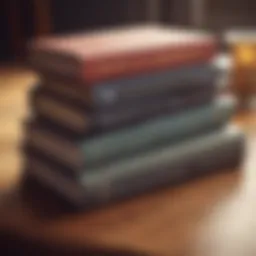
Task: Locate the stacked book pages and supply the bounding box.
[24,25,245,209]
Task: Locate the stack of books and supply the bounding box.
[24,26,245,209]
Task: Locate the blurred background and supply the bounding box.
[1,0,256,62]
[0,1,256,256]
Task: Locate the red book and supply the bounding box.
[29,25,218,84]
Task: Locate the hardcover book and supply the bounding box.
[25,126,245,208]
[31,86,215,135]
[29,25,218,83]
[25,95,237,174]
[39,63,218,108]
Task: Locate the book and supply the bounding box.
[39,63,218,108]
[25,126,245,208]
[31,86,215,135]
[29,25,218,83]
[26,95,236,174]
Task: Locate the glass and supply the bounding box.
[226,31,256,109]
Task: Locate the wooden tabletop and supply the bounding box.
[0,67,255,256]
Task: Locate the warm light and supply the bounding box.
[235,44,255,66]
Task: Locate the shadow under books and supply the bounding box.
[17,168,233,220]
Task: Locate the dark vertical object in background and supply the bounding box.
[161,0,173,24]
[0,0,11,61]
[22,0,35,57]
[23,0,34,39]
[33,0,52,38]
[0,0,34,61]
[5,0,25,60]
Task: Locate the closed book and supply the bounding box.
[29,25,217,83]
[40,63,218,109]
[26,96,236,174]
[31,86,215,135]
[26,126,245,208]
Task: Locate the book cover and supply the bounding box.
[39,63,218,108]
[29,25,218,83]
[26,95,236,173]
[31,86,215,135]
[25,126,245,208]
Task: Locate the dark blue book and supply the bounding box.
[31,85,215,135]
[39,63,218,109]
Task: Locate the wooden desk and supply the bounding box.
[0,67,255,255]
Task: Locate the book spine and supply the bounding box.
[32,92,92,134]
[43,78,92,106]
[81,127,244,207]
[93,64,218,107]
[83,96,236,168]
[84,42,217,83]
[29,50,81,79]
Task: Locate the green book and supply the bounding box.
[27,95,236,173]
[26,126,244,208]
